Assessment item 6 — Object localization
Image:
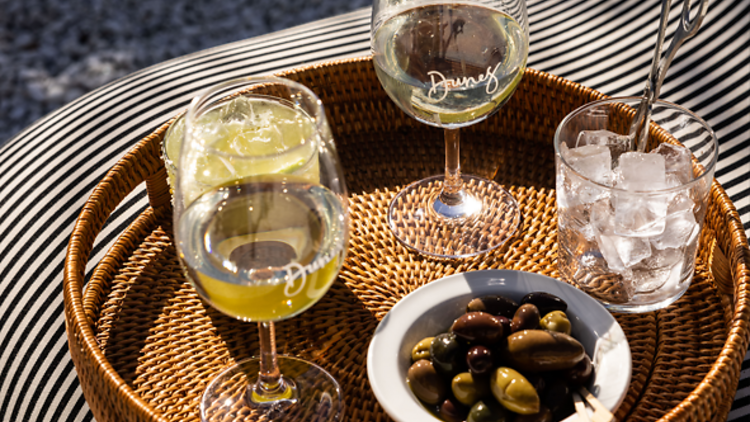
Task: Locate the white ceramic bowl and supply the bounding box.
[367,269,631,421]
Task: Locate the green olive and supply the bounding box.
[451,372,491,406]
[411,337,434,361]
[540,310,572,335]
[467,400,511,422]
[431,332,463,376]
[407,359,447,405]
[490,367,540,415]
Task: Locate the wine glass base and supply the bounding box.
[201,356,343,422]
[388,174,521,258]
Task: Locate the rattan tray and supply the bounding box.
[64,56,750,422]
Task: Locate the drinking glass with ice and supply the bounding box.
[555,98,718,313]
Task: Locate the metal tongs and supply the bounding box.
[629,0,710,152]
[572,386,615,422]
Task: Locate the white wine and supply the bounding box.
[372,2,527,128]
[177,174,347,322]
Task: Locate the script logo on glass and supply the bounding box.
[282,259,331,299]
[427,62,503,101]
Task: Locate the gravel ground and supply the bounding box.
[0,0,371,145]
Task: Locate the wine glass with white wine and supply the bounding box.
[173,76,348,421]
[371,0,528,257]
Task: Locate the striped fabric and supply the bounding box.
[0,0,747,420]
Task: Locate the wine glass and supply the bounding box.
[173,76,348,421]
[371,0,529,257]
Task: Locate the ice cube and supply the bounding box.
[613,191,668,236]
[556,177,572,209]
[630,248,684,293]
[665,173,682,188]
[651,142,693,184]
[221,96,255,124]
[650,209,698,250]
[198,120,231,149]
[557,152,610,206]
[682,223,701,270]
[596,232,651,271]
[590,197,614,235]
[560,143,613,186]
[596,233,626,273]
[560,202,597,240]
[576,129,631,165]
[616,235,651,267]
[576,129,628,148]
[667,192,695,214]
[612,152,670,236]
[616,152,667,191]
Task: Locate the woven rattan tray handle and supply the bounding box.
[64,121,172,422]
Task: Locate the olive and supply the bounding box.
[467,345,493,375]
[497,315,511,336]
[562,353,593,386]
[490,367,540,415]
[511,304,541,333]
[452,372,491,406]
[514,405,553,422]
[431,332,463,376]
[411,337,434,361]
[467,295,519,319]
[439,398,469,422]
[407,359,447,405]
[452,312,504,345]
[540,310,572,335]
[540,377,570,413]
[523,373,546,396]
[521,292,567,316]
[467,400,511,422]
[505,330,585,372]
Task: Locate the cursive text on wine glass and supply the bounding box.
[427,62,502,101]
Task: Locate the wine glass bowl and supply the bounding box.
[371,0,529,258]
[173,76,348,421]
[371,1,528,129]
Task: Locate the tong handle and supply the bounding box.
[630,0,709,151]
[573,387,615,422]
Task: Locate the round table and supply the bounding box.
[1,1,748,421]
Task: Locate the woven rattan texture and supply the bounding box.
[63,57,750,422]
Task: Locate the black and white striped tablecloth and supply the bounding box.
[1,1,747,420]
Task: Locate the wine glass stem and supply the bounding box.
[256,321,284,395]
[441,128,463,206]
